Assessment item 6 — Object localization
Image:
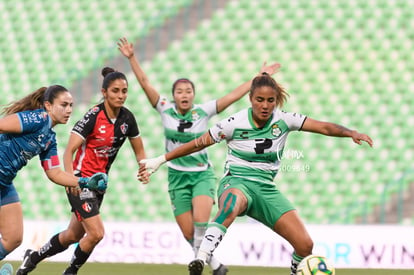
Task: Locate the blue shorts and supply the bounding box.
[0,184,20,206]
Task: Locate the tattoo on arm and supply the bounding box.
[194,134,212,148]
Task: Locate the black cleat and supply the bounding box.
[188,259,204,275]
[213,264,229,275]
[16,249,37,275]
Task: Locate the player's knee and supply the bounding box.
[3,236,22,252]
[61,230,83,244]
[89,228,105,244]
[297,237,313,256]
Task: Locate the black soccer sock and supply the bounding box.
[65,245,91,273]
[32,233,68,264]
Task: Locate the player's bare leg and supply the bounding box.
[273,210,313,275]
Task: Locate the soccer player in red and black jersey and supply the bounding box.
[17,68,150,275]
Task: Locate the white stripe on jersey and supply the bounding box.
[209,108,306,175]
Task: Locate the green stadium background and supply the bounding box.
[1,0,413,225]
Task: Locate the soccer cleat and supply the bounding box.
[62,267,77,275]
[213,264,228,275]
[16,249,37,275]
[188,259,204,275]
[0,263,13,275]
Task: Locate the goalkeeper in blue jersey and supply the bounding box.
[0,85,107,275]
[140,73,373,275]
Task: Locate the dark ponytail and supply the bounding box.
[102,67,128,89]
[1,85,68,115]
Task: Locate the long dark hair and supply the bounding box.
[1,85,68,115]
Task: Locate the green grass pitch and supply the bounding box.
[6,261,414,275]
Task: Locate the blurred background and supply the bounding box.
[1,0,413,226]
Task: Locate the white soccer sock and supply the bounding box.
[194,222,221,270]
[193,222,207,256]
[197,223,227,263]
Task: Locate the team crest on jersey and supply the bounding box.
[191,110,200,121]
[82,202,92,213]
[272,124,282,137]
[90,106,100,114]
[120,123,128,134]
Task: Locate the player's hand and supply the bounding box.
[78,172,108,191]
[139,155,167,175]
[117,37,134,59]
[137,164,150,184]
[259,61,281,76]
[351,131,374,147]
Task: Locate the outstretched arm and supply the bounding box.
[44,168,80,187]
[0,114,22,134]
[118,37,160,107]
[216,62,281,113]
[140,132,216,174]
[301,118,373,147]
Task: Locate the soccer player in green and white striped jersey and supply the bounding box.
[141,73,373,275]
[118,37,280,275]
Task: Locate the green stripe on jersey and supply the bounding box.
[228,165,277,182]
[164,128,203,143]
[170,151,209,167]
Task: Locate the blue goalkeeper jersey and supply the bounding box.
[0,109,60,186]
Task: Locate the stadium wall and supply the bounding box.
[8,221,414,269]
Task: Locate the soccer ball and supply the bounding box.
[297,255,335,275]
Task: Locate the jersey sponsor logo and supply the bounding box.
[254,138,273,154]
[90,106,100,114]
[177,119,193,132]
[44,140,52,150]
[76,117,90,128]
[120,123,128,134]
[95,146,119,157]
[160,97,168,106]
[98,125,106,134]
[218,131,226,139]
[82,202,92,213]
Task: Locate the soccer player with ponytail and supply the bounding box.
[141,73,373,275]
[118,37,280,275]
[0,85,107,275]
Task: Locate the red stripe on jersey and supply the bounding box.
[41,155,60,170]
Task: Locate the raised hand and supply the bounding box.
[260,61,281,76]
[117,37,134,59]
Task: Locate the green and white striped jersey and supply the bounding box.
[156,96,217,171]
[209,108,307,182]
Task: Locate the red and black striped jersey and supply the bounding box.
[71,103,140,177]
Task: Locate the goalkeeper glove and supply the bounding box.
[78,172,108,191]
[140,155,166,174]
